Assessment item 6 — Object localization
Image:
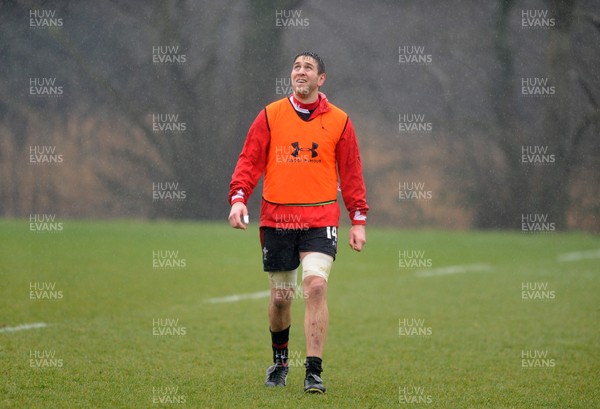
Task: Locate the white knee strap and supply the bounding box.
[302,253,334,282]
[268,269,298,290]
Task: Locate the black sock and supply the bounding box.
[305,356,323,376]
[270,326,290,365]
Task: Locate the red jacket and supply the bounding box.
[229,93,368,228]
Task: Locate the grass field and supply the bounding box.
[1,219,599,408]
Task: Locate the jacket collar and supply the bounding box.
[289,92,330,119]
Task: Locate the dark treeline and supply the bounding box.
[0,0,598,231]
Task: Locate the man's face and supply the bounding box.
[291,56,326,98]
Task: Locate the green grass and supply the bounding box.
[1,219,599,408]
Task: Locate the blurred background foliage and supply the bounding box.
[0,0,598,231]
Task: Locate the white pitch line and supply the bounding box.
[205,290,271,304]
[0,322,48,333]
[415,263,492,278]
[557,249,600,262]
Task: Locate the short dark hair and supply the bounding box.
[293,51,325,74]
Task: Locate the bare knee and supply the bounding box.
[303,277,327,301]
[271,289,294,309]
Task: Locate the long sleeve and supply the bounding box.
[228,110,270,205]
[335,117,369,224]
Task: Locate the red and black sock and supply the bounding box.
[270,326,290,366]
[305,356,323,376]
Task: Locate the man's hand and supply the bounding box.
[349,225,366,252]
[228,202,249,230]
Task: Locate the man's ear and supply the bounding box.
[318,73,326,87]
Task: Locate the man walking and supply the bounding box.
[228,52,368,394]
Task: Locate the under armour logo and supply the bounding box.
[291,142,319,158]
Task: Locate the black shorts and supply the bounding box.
[259,226,338,272]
